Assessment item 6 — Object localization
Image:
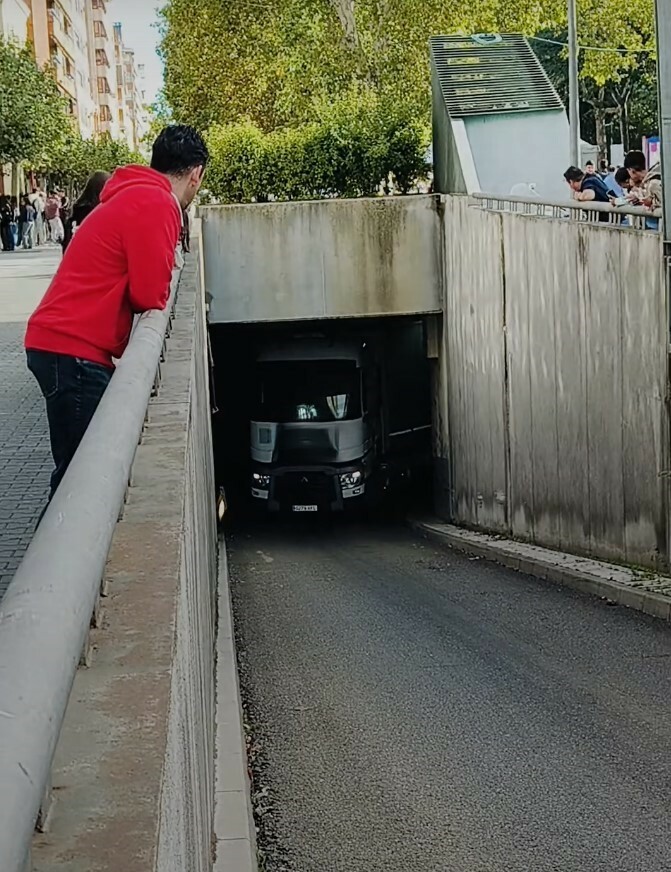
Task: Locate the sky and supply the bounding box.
[110,1,164,105]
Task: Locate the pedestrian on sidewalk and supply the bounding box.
[25,125,208,503]
[44,191,63,243]
[19,195,36,249]
[31,188,46,245]
[62,171,111,253]
[9,196,19,247]
[59,191,71,232]
[0,196,15,251]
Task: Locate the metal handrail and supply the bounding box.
[0,271,179,872]
[470,191,663,230]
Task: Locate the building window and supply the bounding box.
[64,57,73,78]
[93,20,107,38]
[63,15,71,35]
[100,105,112,122]
[97,76,110,94]
[96,48,108,66]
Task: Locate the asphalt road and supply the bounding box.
[228,523,671,872]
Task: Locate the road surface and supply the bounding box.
[228,523,671,872]
[0,248,58,596]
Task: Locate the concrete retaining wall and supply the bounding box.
[201,196,443,324]
[434,196,669,569]
[33,240,218,871]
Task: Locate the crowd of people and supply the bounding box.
[1,189,65,252]
[0,184,114,253]
[564,151,662,227]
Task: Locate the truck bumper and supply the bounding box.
[252,467,366,514]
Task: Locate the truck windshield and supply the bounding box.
[257,361,362,423]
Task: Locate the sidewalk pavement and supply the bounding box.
[0,248,59,597]
[413,519,671,623]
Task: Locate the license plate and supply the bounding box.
[293,505,318,512]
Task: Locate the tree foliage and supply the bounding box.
[159,0,557,132]
[143,91,174,148]
[159,0,658,182]
[0,37,68,165]
[530,0,656,154]
[36,133,144,191]
[204,90,429,203]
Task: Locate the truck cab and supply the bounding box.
[250,339,371,513]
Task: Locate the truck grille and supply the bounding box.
[275,472,336,508]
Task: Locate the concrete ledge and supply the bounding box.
[413,520,671,623]
[32,242,218,871]
[214,539,258,872]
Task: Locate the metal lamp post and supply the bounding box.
[568,0,581,166]
[656,0,671,240]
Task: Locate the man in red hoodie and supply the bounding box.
[25,124,208,499]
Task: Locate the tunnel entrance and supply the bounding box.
[209,315,437,521]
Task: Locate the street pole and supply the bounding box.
[655,0,671,570]
[568,0,581,166]
[656,0,671,241]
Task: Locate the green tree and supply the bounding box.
[36,133,144,192]
[533,0,656,155]
[204,89,429,202]
[0,37,68,166]
[159,0,557,132]
[143,91,174,147]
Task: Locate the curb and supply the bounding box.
[214,538,258,872]
[412,520,671,624]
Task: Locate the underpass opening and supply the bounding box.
[209,315,438,522]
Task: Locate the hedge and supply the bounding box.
[204,92,429,203]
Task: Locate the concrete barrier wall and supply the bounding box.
[201,197,443,323]
[33,241,218,871]
[435,196,669,568]
[157,239,218,872]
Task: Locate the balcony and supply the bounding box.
[51,52,77,99]
[48,6,75,55]
[93,19,109,50]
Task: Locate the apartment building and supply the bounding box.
[30,0,96,137]
[87,0,119,138]
[2,0,147,144]
[112,21,148,151]
[0,0,30,42]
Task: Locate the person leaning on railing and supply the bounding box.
[624,150,661,231]
[24,125,209,507]
[563,165,611,222]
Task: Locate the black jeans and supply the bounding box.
[0,224,14,251]
[27,351,113,499]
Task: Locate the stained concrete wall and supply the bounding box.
[32,239,219,871]
[201,197,443,324]
[205,192,668,567]
[434,196,669,569]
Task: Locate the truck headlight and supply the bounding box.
[339,470,363,489]
[252,473,271,489]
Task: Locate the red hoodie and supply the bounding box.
[25,165,182,367]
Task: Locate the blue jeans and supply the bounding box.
[27,351,113,499]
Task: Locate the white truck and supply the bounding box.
[249,326,431,515]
